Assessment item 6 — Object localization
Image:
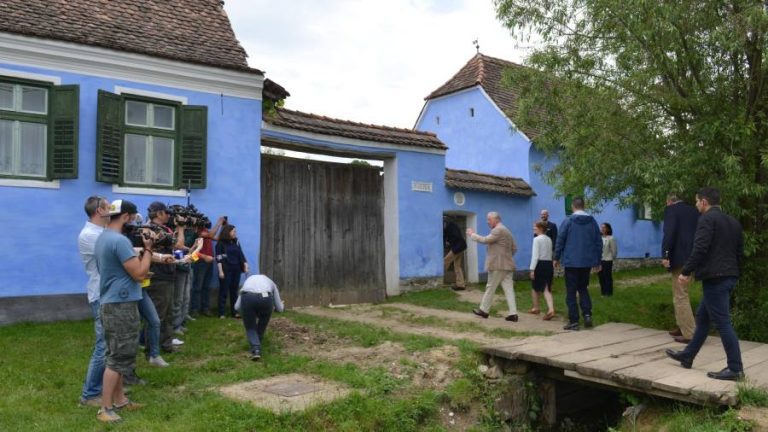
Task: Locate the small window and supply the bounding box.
[470,107,475,117]
[0,77,78,181]
[436,116,440,125]
[564,195,573,216]
[97,90,207,189]
[636,203,653,220]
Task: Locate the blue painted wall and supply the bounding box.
[0,63,262,298]
[416,88,532,180]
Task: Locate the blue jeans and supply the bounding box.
[681,277,743,372]
[80,300,105,400]
[138,292,161,358]
[565,267,593,324]
[191,260,213,313]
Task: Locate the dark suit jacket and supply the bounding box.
[443,221,467,254]
[545,221,558,248]
[681,207,743,280]
[661,201,700,269]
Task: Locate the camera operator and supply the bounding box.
[93,199,151,423]
[145,202,180,354]
[190,216,225,317]
[170,205,195,339]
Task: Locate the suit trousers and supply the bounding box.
[479,270,517,315]
[671,267,696,339]
[444,250,465,288]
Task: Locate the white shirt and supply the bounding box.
[239,274,284,312]
[78,221,105,303]
[529,234,553,270]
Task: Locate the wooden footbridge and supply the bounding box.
[482,323,768,406]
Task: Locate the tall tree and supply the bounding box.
[495,0,768,340]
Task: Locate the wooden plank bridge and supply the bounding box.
[482,323,768,406]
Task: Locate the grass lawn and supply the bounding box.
[0,314,476,431]
[393,267,703,330]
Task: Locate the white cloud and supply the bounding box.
[224,0,531,128]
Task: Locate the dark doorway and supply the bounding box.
[260,155,386,307]
[443,213,468,286]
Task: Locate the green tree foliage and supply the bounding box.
[494,0,768,340]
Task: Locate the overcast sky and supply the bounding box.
[224,0,531,128]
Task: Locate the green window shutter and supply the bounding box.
[96,90,123,184]
[48,85,79,179]
[564,195,573,216]
[179,105,207,189]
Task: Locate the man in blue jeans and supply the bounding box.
[554,197,602,331]
[78,195,110,407]
[666,187,745,381]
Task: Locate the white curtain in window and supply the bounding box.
[152,137,173,185]
[19,122,46,176]
[125,134,147,183]
[21,87,47,113]
[0,120,12,174]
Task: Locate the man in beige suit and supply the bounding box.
[467,211,519,321]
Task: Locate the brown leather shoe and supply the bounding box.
[472,308,489,319]
[505,314,519,322]
[673,336,691,343]
[668,328,683,337]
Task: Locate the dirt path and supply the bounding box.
[616,272,670,287]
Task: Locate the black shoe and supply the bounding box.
[563,322,580,331]
[707,368,744,381]
[505,314,519,322]
[250,352,261,361]
[584,315,593,328]
[665,349,693,369]
[472,308,489,319]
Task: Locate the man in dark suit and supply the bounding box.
[540,209,557,249]
[661,193,699,343]
[666,187,745,381]
[443,218,468,291]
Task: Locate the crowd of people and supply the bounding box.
[445,187,745,382]
[77,197,283,423]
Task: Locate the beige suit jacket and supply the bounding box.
[471,223,517,271]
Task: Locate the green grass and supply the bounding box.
[738,383,768,407]
[395,267,701,331]
[0,315,449,431]
[612,403,754,432]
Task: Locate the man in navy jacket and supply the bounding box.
[666,187,745,381]
[661,193,700,342]
[554,197,602,331]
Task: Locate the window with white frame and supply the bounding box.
[123,100,176,186]
[0,82,48,177]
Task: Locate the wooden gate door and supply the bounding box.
[260,155,386,307]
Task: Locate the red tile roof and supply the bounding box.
[426,53,540,138]
[264,108,447,150]
[0,0,260,74]
[445,168,535,197]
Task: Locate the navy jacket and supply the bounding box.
[443,221,467,254]
[681,207,743,280]
[661,201,700,269]
[545,220,558,248]
[554,213,602,268]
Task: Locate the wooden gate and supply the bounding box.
[260,155,386,307]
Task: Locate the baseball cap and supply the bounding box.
[108,199,138,216]
[147,201,168,214]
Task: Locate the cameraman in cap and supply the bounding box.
[94,199,151,423]
[144,202,182,354]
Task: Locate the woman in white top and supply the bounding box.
[234,274,284,361]
[598,223,618,296]
[529,221,555,320]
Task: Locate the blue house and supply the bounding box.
[415,54,662,283]
[0,0,264,322]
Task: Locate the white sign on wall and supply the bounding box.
[453,192,465,206]
[411,181,433,193]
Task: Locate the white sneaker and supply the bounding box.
[172,338,185,346]
[149,356,170,367]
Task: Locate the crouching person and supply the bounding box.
[95,200,153,423]
[234,274,284,361]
